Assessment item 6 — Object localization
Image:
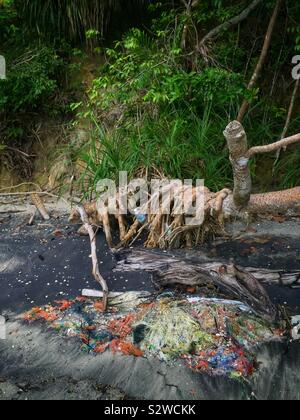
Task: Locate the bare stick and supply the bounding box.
[247,132,300,158]
[31,193,50,221]
[76,205,109,311]
[122,219,141,244]
[237,0,283,122]
[117,212,127,241]
[180,0,199,50]
[28,209,37,226]
[273,78,300,167]
[198,0,263,49]
[0,182,42,192]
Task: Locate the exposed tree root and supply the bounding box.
[70,121,300,251]
[70,184,300,250]
[70,183,232,249]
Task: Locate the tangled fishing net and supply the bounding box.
[24,292,283,379]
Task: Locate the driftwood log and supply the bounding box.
[114,249,281,323]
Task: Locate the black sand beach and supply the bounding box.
[0,208,300,400]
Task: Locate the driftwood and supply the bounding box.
[76,205,109,311]
[114,249,300,288]
[114,248,278,322]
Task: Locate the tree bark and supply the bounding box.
[223,120,300,216]
[247,187,300,216]
[237,0,284,122]
[223,121,252,209]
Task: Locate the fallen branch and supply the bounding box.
[28,209,37,226]
[246,187,300,216]
[0,182,42,192]
[76,205,109,311]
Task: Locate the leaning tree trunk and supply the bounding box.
[222,120,300,218]
[223,121,252,209]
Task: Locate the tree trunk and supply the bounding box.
[223,121,252,209]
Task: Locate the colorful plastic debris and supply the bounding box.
[23,292,283,378]
[110,339,144,357]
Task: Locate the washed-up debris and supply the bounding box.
[23,292,284,379]
[115,249,277,322]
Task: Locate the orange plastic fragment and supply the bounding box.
[24,307,58,322]
[55,300,74,311]
[84,325,96,332]
[94,301,104,312]
[110,339,144,357]
[195,360,209,370]
[108,314,136,339]
[79,333,89,345]
[93,343,109,354]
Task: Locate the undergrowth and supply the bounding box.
[71,1,300,195]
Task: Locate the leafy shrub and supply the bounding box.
[0,47,64,113]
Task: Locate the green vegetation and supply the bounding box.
[0,0,300,191]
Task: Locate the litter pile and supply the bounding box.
[23,292,284,379]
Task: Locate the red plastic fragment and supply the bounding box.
[110,339,144,357]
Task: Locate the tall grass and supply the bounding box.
[76,107,233,197]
